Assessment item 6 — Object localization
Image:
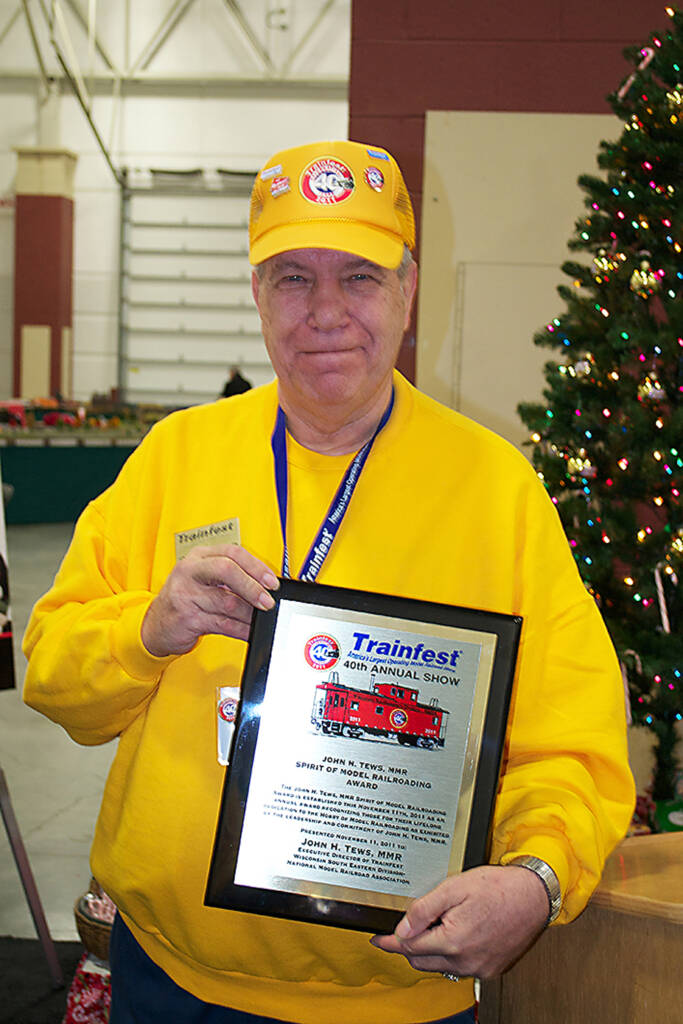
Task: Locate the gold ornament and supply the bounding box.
[567,450,597,479]
[592,249,612,275]
[666,84,682,108]
[629,259,661,298]
[637,376,666,401]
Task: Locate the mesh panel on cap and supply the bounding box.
[394,176,415,249]
[249,189,263,230]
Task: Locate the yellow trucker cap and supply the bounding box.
[249,140,415,269]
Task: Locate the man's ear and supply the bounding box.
[251,270,261,310]
[402,260,418,330]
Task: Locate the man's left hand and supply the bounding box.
[370,865,550,979]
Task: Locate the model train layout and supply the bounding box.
[311,671,449,749]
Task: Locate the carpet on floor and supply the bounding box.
[0,937,83,1024]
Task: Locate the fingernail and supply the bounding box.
[262,572,279,590]
[395,917,412,939]
[258,591,275,610]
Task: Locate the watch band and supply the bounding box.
[508,855,562,925]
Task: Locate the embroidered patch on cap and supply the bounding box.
[364,166,385,192]
[300,158,354,205]
[366,148,390,161]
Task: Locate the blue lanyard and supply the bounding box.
[271,390,394,581]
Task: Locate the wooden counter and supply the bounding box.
[479,833,683,1023]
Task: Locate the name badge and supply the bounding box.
[174,518,240,562]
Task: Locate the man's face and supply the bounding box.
[252,248,417,421]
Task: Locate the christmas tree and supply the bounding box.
[518,6,682,809]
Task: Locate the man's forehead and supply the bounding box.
[265,249,388,274]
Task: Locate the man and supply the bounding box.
[24,140,634,1024]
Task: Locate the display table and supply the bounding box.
[1,435,141,524]
[479,833,683,1023]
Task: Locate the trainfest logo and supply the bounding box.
[300,158,354,205]
[304,634,340,670]
[218,697,238,722]
[389,708,408,730]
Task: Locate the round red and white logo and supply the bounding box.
[364,166,385,192]
[300,158,354,205]
[218,697,238,723]
[389,708,408,730]
[304,634,340,670]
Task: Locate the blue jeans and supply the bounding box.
[109,914,476,1024]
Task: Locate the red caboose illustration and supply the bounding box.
[311,671,449,749]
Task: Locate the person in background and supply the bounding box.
[23,140,634,1024]
[221,366,252,398]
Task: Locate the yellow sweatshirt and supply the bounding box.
[23,372,634,1023]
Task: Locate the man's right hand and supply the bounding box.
[141,544,279,657]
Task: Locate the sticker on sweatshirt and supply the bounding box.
[217,686,241,766]
[174,518,240,562]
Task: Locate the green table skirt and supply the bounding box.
[1,443,139,524]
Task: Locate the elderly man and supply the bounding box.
[24,140,633,1024]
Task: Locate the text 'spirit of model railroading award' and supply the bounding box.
[205,580,521,933]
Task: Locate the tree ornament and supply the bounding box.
[654,567,671,634]
[592,249,612,276]
[629,259,661,298]
[574,358,592,378]
[567,450,597,478]
[666,84,683,108]
[637,376,666,400]
[616,46,655,100]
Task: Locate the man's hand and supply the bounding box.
[370,865,550,979]
[141,544,279,657]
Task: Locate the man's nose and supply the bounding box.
[307,279,350,330]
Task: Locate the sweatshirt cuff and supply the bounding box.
[111,599,178,681]
[499,837,571,918]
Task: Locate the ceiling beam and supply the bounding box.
[20,0,50,93]
[0,3,22,47]
[221,0,275,77]
[129,0,198,76]
[280,0,336,78]
[61,0,121,75]
[0,67,347,98]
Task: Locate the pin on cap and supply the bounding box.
[249,140,415,269]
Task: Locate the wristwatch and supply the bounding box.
[508,855,562,925]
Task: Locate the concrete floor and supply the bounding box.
[0,522,116,940]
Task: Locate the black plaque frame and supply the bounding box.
[205,579,521,933]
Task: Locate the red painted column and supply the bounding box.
[13,148,77,398]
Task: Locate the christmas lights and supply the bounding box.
[517,8,683,804]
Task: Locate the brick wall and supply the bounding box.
[349,0,671,377]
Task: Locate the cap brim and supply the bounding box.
[249,220,405,269]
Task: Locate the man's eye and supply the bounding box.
[281,274,305,283]
[349,273,373,282]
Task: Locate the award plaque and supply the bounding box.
[205,579,521,933]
